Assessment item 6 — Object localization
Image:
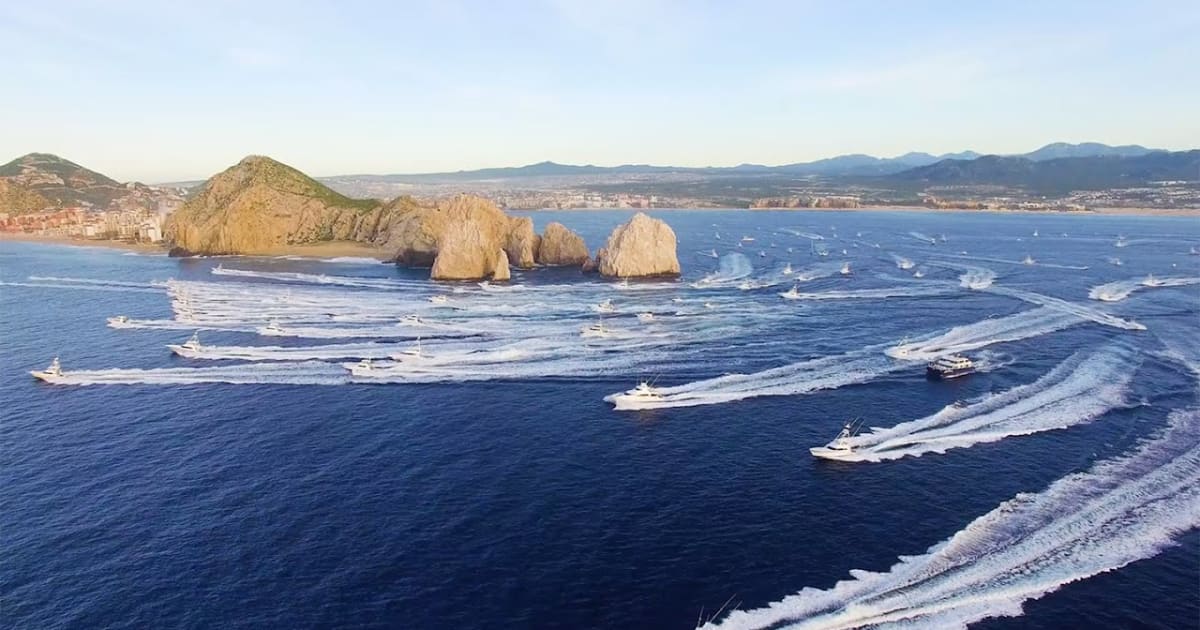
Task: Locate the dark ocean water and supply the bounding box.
[2,210,1198,629]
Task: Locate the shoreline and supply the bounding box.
[0,234,392,261]
[513,206,1200,216]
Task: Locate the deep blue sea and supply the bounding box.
[2,210,1198,629]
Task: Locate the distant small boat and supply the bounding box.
[637,312,655,323]
[709,249,719,258]
[347,358,376,376]
[913,269,925,278]
[759,251,767,258]
[1190,246,1200,256]
[780,286,801,300]
[264,320,285,333]
[1142,274,1165,287]
[810,420,862,460]
[1022,254,1036,265]
[400,314,423,326]
[782,263,794,275]
[840,262,852,275]
[392,337,428,361]
[715,232,722,240]
[741,236,755,242]
[30,357,64,383]
[428,295,448,304]
[107,315,130,326]
[1032,229,1039,237]
[938,234,947,243]
[595,298,616,314]
[168,332,204,357]
[1115,236,1129,248]
[1108,257,1123,266]
[581,320,611,338]
[703,301,716,309]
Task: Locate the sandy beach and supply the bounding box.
[0,234,392,261]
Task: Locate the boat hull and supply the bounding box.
[30,370,65,384]
[809,447,857,461]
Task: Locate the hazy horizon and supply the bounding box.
[3,1,1198,182]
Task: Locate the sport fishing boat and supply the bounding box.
[168,332,204,357]
[913,269,925,278]
[782,263,794,275]
[810,420,862,460]
[741,235,755,243]
[609,381,664,408]
[400,314,423,326]
[1022,254,1036,265]
[107,315,131,327]
[581,315,610,338]
[391,337,428,361]
[780,285,801,300]
[637,312,655,323]
[595,299,616,314]
[840,262,852,275]
[263,320,285,334]
[30,357,64,383]
[926,354,975,380]
[346,358,377,376]
[1141,274,1164,287]
[428,294,448,304]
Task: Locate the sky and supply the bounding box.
[3,0,1198,182]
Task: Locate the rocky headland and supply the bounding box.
[162,156,683,281]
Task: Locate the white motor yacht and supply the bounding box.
[346,358,377,376]
[1142,274,1165,287]
[595,299,616,314]
[1022,254,1036,265]
[913,269,925,278]
[168,332,204,356]
[581,320,610,338]
[30,357,65,383]
[810,420,862,460]
[840,262,852,275]
[609,381,664,409]
[741,235,755,243]
[780,285,801,300]
[782,263,794,275]
[708,249,719,258]
[263,320,285,334]
[392,337,429,361]
[107,315,131,327]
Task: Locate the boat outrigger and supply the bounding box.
[30,357,64,383]
[926,354,975,380]
[810,419,863,460]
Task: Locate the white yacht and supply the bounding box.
[168,332,204,356]
[107,315,131,327]
[759,250,766,258]
[30,357,64,383]
[703,301,716,309]
[927,354,975,380]
[1022,254,1036,265]
[347,358,377,376]
[392,337,428,361]
[609,381,664,408]
[1142,274,1165,287]
[840,262,852,275]
[428,295,448,304]
[913,269,925,278]
[780,285,801,300]
[263,320,285,333]
[1115,236,1129,248]
[709,249,719,258]
[1032,229,1039,237]
[714,232,721,240]
[741,235,755,243]
[782,263,794,275]
[810,420,862,460]
[637,312,655,323]
[581,320,610,338]
[595,299,616,314]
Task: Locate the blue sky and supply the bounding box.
[3,0,1198,182]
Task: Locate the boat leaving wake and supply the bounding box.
[31,361,348,386]
[1089,276,1200,302]
[887,308,1083,361]
[703,404,1200,630]
[837,345,1138,462]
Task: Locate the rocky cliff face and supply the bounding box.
[596,212,680,278]
[0,180,52,215]
[537,222,589,266]
[163,156,385,255]
[386,194,538,280]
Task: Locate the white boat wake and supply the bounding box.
[835,345,1139,462]
[983,286,1145,330]
[702,403,1200,630]
[779,286,952,301]
[693,253,754,288]
[31,361,349,386]
[1088,276,1200,302]
[887,308,1084,361]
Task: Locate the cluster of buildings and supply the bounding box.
[1,204,176,242]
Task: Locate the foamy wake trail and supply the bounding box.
[840,345,1139,462]
[780,286,951,301]
[1088,276,1200,302]
[779,228,824,240]
[693,253,754,288]
[47,361,347,386]
[887,308,1083,361]
[908,231,937,244]
[934,253,1089,271]
[606,346,906,409]
[984,285,1145,330]
[792,262,845,282]
[705,402,1200,630]
[173,341,415,361]
[28,275,160,289]
[211,266,428,290]
[3,280,162,294]
[890,254,916,270]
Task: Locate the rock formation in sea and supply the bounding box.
[492,250,511,281]
[163,155,386,256]
[387,194,539,280]
[596,212,681,278]
[537,222,590,266]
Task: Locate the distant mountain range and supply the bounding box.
[352,142,1164,182]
